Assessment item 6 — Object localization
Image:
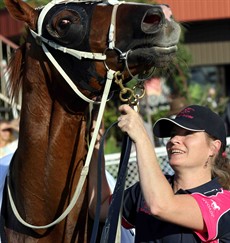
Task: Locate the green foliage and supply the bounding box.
[188,83,229,115]
[104,135,121,154]
[26,0,50,7]
[151,108,169,125]
[0,0,50,9]
[165,28,192,98]
[188,83,204,103]
[103,92,124,153]
[103,93,120,129]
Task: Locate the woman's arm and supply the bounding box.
[117,105,205,231]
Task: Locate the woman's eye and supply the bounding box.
[170,130,194,138]
[170,130,178,137]
[170,133,175,138]
[185,131,194,136]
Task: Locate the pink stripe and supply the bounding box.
[160,5,172,22]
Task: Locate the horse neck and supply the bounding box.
[17,97,88,180]
[11,48,90,224]
[17,39,89,170]
[18,102,88,169]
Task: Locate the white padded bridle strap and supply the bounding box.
[30,30,107,61]
[108,3,119,49]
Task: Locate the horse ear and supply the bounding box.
[4,0,38,30]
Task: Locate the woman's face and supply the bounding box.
[166,126,212,170]
[0,122,12,142]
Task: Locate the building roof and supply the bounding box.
[156,0,230,22]
[1,1,230,37]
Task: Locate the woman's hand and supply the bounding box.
[117,104,149,143]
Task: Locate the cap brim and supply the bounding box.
[153,118,205,138]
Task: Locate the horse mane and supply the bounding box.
[7,41,26,101]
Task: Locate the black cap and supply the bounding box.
[153,105,227,149]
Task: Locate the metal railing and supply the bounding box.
[0,34,20,120]
[105,146,173,189]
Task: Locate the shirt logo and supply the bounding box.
[211,199,220,211]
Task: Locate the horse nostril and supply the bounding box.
[144,13,161,25]
[141,9,163,34]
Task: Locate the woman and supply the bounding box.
[0,119,19,158]
[89,104,230,242]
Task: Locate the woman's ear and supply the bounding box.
[210,140,222,156]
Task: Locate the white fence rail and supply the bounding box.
[105,146,173,189]
[105,137,230,188]
[0,34,20,120]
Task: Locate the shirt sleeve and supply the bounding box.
[122,182,141,229]
[191,189,230,241]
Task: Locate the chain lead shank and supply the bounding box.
[114,71,145,107]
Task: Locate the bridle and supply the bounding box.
[30,0,128,104]
[7,0,132,230]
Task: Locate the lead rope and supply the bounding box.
[90,120,118,243]
[89,120,133,243]
[100,133,132,243]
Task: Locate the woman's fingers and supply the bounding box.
[118,104,133,114]
[117,105,145,142]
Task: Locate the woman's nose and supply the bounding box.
[169,135,182,144]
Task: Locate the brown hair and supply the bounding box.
[211,143,230,190]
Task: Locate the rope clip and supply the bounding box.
[114,71,146,108]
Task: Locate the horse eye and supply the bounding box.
[58,19,71,29]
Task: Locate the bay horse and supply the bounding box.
[2,0,181,242]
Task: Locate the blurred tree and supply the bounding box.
[0,0,50,9]
[163,27,192,99]
[25,0,50,7]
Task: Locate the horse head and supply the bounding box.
[5,0,180,105]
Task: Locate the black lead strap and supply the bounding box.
[90,121,118,243]
[100,133,132,243]
[89,121,132,243]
